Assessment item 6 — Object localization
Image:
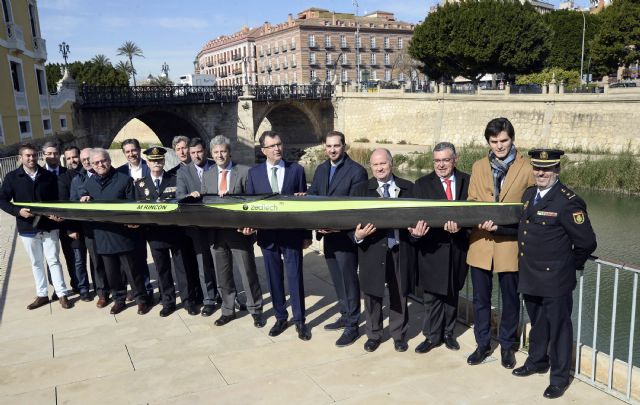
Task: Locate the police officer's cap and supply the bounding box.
[528,148,564,168]
[143,146,166,161]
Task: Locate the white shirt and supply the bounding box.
[266,160,285,192]
[128,163,143,180]
[537,179,559,199]
[26,167,38,181]
[151,175,163,186]
[45,164,59,176]
[440,173,456,200]
[377,176,400,242]
[217,162,233,192]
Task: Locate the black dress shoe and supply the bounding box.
[415,339,440,354]
[214,313,236,326]
[295,323,312,341]
[335,329,359,347]
[234,299,247,311]
[201,304,216,317]
[252,313,266,328]
[137,303,150,315]
[324,318,346,331]
[444,335,460,351]
[501,348,517,369]
[215,295,223,305]
[185,304,200,316]
[27,296,50,310]
[467,345,492,365]
[268,319,289,337]
[110,302,126,315]
[394,340,408,352]
[543,384,568,399]
[159,305,176,317]
[512,364,550,377]
[364,338,381,352]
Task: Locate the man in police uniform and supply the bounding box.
[134,147,200,317]
[512,149,597,399]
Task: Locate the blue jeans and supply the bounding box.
[73,247,90,294]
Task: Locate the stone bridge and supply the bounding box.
[72,85,335,164]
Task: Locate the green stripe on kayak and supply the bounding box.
[15,202,179,212]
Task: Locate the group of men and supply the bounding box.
[0,117,597,399]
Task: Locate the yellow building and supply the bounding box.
[0,0,73,147]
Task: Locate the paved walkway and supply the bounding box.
[0,211,620,404]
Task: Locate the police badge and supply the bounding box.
[572,211,585,224]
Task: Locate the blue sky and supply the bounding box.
[40,0,590,82]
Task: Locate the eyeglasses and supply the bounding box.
[262,143,283,150]
[433,158,454,164]
[91,159,109,166]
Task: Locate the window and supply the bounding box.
[0,116,5,144]
[35,68,46,95]
[324,34,331,48]
[384,53,390,66]
[292,55,297,67]
[2,0,12,23]
[370,53,376,65]
[398,37,404,49]
[340,34,347,48]
[384,37,390,49]
[341,54,348,65]
[341,70,348,82]
[308,34,316,47]
[385,69,391,81]
[370,37,376,49]
[326,52,332,65]
[292,71,297,83]
[399,72,405,82]
[309,52,316,64]
[325,69,332,82]
[28,2,38,37]
[372,70,377,81]
[43,118,51,132]
[19,120,31,136]
[10,61,24,92]
[310,69,317,81]
[356,36,362,49]
[290,38,296,50]
[60,115,67,129]
[357,53,362,65]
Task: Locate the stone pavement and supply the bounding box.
[0,211,620,404]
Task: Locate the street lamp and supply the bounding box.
[161,61,169,77]
[580,10,586,85]
[58,42,70,66]
[353,0,360,90]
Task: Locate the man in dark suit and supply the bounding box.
[134,147,200,317]
[350,148,418,353]
[247,131,313,341]
[308,131,367,347]
[198,135,264,328]
[411,142,470,354]
[509,149,596,399]
[176,137,219,316]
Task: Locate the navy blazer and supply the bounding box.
[308,153,367,197]
[246,160,311,248]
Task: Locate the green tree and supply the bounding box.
[45,63,64,93]
[116,41,144,86]
[91,54,111,67]
[409,0,550,83]
[147,75,174,86]
[516,67,581,88]
[115,60,134,78]
[542,10,601,71]
[589,0,640,77]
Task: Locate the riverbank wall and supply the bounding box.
[333,88,640,154]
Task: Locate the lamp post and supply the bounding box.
[580,10,586,85]
[58,42,70,66]
[161,61,169,78]
[353,0,360,90]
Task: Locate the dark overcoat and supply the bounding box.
[134,172,183,249]
[413,170,471,295]
[349,176,415,298]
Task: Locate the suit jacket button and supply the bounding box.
[526,220,530,224]
[520,253,524,256]
[542,221,546,225]
[546,267,550,271]
[521,242,524,246]
[523,231,527,235]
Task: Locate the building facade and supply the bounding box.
[1,0,73,147]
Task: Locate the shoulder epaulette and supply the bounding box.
[559,187,575,200]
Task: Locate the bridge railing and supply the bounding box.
[79,85,244,107]
[248,84,333,102]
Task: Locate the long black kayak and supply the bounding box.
[14,195,522,230]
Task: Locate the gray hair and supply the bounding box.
[433,142,457,157]
[42,140,59,152]
[210,135,232,153]
[171,135,190,149]
[89,147,111,162]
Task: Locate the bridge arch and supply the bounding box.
[253,101,326,145]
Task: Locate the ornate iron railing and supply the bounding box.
[248,84,333,102]
[79,85,244,107]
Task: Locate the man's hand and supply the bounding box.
[444,220,460,233]
[408,220,429,238]
[302,239,312,249]
[79,196,91,202]
[19,208,33,218]
[218,191,227,197]
[317,228,338,234]
[48,215,63,223]
[237,227,256,235]
[354,223,376,241]
[294,192,307,196]
[189,191,201,198]
[478,220,497,232]
[126,224,140,228]
[68,231,79,240]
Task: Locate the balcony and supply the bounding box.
[233,68,243,75]
[283,64,288,69]
[32,37,47,61]
[325,60,333,66]
[341,60,349,66]
[308,42,317,49]
[206,62,214,67]
[340,42,349,49]
[232,54,242,61]
[290,43,296,50]
[6,22,25,53]
[370,44,378,50]
[309,60,319,66]
[274,65,280,71]
[266,49,271,55]
[219,58,227,64]
[219,72,228,78]
[274,47,279,54]
[324,43,334,49]
[384,61,393,67]
[281,46,287,52]
[291,61,297,68]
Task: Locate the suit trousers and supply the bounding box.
[324,240,360,331]
[363,248,408,342]
[72,247,90,294]
[422,290,458,343]
[470,266,520,349]
[84,235,109,298]
[149,246,178,306]
[211,230,263,316]
[189,228,218,305]
[130,232,153,295]
[59,231,78,290]
[261,244,305,324]
[102,252,148,305]
[524,293,573,387]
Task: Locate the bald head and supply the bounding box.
[369,148,393,183]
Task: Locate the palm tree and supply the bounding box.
[116,41,144,86]
[115,60,134,83]
[91,54,111,67]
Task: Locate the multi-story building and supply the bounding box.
[0,0,72,146]
[196,26,261,86]
[253,8,415,85]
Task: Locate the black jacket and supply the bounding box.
[518,182,597,297]
[413,170,471,295]
[134,172,183,249]
[82,168,136,254]
[0,165,59,233]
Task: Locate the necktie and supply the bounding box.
[444,178,453,201]
[533,191,541,205]
[197,168,203,181]
[154,178,160,193]
[270,167,279,193]
[329,165,337,185]
[382,183,398,248]
[220,170,228,194]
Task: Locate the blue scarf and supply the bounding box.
[488,145,517,202]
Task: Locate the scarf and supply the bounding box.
[488,145,517,202]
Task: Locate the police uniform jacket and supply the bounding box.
[413,170,470,295]
[467,152,535,272]
[82,168,136,255]
[134,172,182,249]
[349,177,416,298]
[0,165,59,233]
[518,182,597,297]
